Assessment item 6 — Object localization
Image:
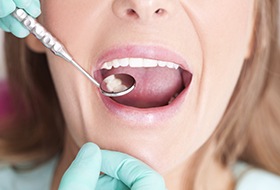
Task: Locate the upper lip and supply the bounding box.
[93,45,191,72]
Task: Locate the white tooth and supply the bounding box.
[104,75,115,84]
[113,84,127,92]
[119,58,129,67]
[168,96,175,105]
[101,62,108,69]
[168,93,179,105]
[107,61,113,69]
[173,63,179,69]
[129,58,143,68]
[102,58,180,70]
[143,59,158,67]
[105,75,123,92]
[112,59,120,68]
[167,62,174,69]
[101,62,113,70]
[108,79,121,89]
[158,61,167,67]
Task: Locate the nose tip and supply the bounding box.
[113,0,174,22]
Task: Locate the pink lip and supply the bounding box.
[94,45,192,127]
[100,87,190,127]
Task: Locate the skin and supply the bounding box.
[28,0,255,189]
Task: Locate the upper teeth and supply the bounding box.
[101,58,180,70]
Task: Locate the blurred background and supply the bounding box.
[0,31,5,80]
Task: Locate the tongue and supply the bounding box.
[101,67,184,108]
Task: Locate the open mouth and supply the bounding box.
[95,58,192,108]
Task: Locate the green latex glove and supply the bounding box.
[0,0,41,38]
[59,143,167,190]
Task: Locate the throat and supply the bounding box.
[163,143,235,190]
[51,133,79,190]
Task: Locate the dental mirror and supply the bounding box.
[13,8,136,97]
[67,59,136,97]
[101,74,136,97]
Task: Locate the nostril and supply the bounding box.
[126,8,166,19]
[113,0,175,21]
[155,8,166,15]
[126,9,139,18]
[127,9,135,15]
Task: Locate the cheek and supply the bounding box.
[41,1,94,31]
[188,0,254,69]
[188,0,254,71]
[40,1,106,60]
[186,0,254,127]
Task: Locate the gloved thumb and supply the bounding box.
[58,142,102,190]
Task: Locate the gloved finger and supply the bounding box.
[0,0,16,18]
[0,20,10,32]
[59,143,102,190]
[14,0,41,18]
[1,15,29,38]
[96,174,129,190]
[101,150,166,190]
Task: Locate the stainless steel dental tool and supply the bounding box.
[12,8,135,97]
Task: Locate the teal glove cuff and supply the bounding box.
[59,143,102,190]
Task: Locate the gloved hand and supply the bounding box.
[59,142,167,190]
[0,0,41,38]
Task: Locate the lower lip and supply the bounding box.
[99,85,191,128]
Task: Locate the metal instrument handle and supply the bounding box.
[13,8,100,87]
[13,8,72,62]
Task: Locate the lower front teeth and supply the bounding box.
[101,58,179,70]
[168,93,179,105]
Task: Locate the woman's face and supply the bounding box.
[40,0,255,173]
